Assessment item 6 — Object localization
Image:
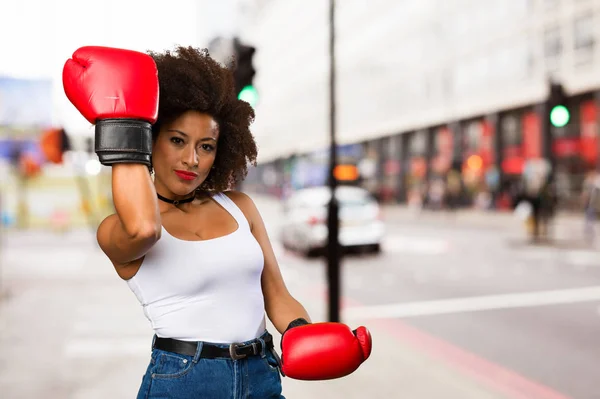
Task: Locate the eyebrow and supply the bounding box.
[167,129,217,142]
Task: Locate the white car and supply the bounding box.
[280,185,384,256]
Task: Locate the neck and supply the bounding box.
[157,192,195,206]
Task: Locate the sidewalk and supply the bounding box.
[381,204,596,250]
[381,203,582,229]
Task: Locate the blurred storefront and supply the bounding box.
[405,130,428,207]
[551,96,598,208]
[459,118,496,208]
[378,135,403,203]
[257,88,599,211]
[240,0,600,211]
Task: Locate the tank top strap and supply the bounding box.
[211,192,250,230]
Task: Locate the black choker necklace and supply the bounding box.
[157,193,195,205]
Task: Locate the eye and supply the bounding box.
[170,137,184,145]
[201,144,215,152]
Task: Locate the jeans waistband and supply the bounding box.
[152,331,274,361]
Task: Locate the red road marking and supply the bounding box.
[369,317,572,399]
[316,289,573,399]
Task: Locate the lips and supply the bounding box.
[174,170,198,181]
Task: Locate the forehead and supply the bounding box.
[166,111,219,138]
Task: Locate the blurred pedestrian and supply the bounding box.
[512,179,541,242]
[539,178,558,241]
[445,169,462,211]
[474,187,493,210]
[428,178,445,210]
[62,45,371,398]
[582,169,600,243]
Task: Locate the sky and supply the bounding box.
[0,0,238,134]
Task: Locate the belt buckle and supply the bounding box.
[229,343,246,360]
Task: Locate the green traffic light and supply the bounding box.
[550,105,570,127]
[238,85,259,107]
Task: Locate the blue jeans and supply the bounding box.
[136,331,285,399]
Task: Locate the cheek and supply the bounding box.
[200,152,217,168]
[151,147,164,165]
[152,143,175,170]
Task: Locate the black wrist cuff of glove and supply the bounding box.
[285,318,310,333]
[95,119,153,168]
[281,318,310,351]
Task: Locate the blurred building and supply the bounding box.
[239,0,600,209]
[0,76,111,229]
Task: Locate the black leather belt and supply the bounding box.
[153,335,274,360]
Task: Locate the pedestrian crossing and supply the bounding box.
[343,285,600,320]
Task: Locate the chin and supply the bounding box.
[178,185,199,195]
[165,183,195,196]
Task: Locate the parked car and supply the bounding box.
[280,185,384,256]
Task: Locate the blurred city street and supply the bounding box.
[2,1,600,398]
[1,194,599,399]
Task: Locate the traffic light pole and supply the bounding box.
[232,38,257,106]
[543,80,570,183]
[327,0,341,323]
[539,100,554,180]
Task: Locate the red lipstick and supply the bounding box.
[174,170,198,181]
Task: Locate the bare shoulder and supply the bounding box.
[222,191,261,226]
[223,190,256,209]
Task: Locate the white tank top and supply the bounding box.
[126,192,266,343]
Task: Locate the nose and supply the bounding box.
[182,145,199,168]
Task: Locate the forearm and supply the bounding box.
[267,294,312,334]
[112,164,161,237]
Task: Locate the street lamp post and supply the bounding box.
[327,0,341,323]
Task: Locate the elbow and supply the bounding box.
[131,222,162,242]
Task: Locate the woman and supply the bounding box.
[63,45,370,399]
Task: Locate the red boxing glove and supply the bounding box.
[63,46,159,167]
[281,320,372,380]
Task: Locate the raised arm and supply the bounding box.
[63,46,162,271]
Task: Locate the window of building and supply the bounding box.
[410,130,427,156]
[386,135,400,160]
[574,14,595,50]
[465,120,482,151]
[543,25,562,59]
[574,13,595,67]
[501,114,522,147]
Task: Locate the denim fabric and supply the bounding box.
[136,331,285,399]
